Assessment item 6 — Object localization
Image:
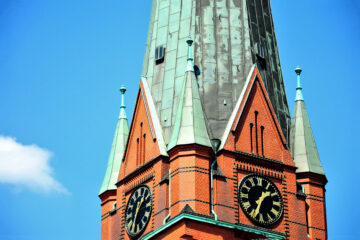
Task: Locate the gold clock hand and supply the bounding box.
[253,191,270,218]
[134,197,145,224]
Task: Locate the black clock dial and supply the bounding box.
[125,185,152,238]
[238,174,283,226]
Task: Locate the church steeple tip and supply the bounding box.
[295,66,304,101]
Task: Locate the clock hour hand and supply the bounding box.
[253,191,270,218]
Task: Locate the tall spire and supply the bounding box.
[295,66,304,101]
[99,87,129,195]
[290,67,325,175]
[167,38,212,150]
[141,0,291,142]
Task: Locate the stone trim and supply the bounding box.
[142,213,286,240]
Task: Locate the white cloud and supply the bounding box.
[0,136,68,194]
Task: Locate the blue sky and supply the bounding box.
[0,0,359,239]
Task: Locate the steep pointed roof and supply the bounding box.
[167,38,212,150]
[290,67,325,175]
[99,86,129,195]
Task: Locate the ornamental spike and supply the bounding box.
[119,85,127,119]
[186,37,194,72]
[295,66,304,101]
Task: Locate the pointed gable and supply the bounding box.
[99,87,129,196]
[119,77,168,179]
[167,38,212,151]
[220,65,293,165]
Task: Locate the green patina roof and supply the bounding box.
[290,67,325,175]
[99,87,129,195]
[141,0,291,143]
[167,38,212,150]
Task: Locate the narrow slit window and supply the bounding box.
[260,125,265,156]
[254,111,259,155]
[250,123,254,153]
[155,46,165,64]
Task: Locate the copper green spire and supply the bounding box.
[290,68,325,175]
[99,87,129,195]
[167,38,212,150]
[295,66,304,101]
[141,0,291,143]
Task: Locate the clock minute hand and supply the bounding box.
[134,197,145,223]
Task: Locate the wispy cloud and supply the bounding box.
[0,136,68,194]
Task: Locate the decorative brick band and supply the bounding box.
[281,174,289,239]
[171,168,209,179]
[285,219,326,232]
[153,207,169,217]
[120,191,126,240]
[306,197,324,202]
[307,193,324,199]
[101,205,124,221]
[124,171,154,193]
[214,203,237,210]
[235,160,283,180]
[233,164,239,224]
[152,175,155,230]
[171,198,210,208]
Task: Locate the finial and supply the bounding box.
[120,85,126,95]
[119,85,127,119]
[295,66,304,101]
[186,37,194,72]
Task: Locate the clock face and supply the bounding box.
[125,185,152,238]
[238,174,283,226]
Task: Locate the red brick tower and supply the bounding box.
[99,2,327,240]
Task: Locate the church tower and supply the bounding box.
[99,1,327,239]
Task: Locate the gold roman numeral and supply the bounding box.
[126,220,133,230]
[271,208,279,216]
[259,213,264,223]
[240,192,248,199]
[271,192,278,197]
[243,201,251,210]
[266,182,271,190]
[256,177,263,186]
[248,178,255,186]
[273,201,281,207]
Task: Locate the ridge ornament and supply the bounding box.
[238,174,283,226]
